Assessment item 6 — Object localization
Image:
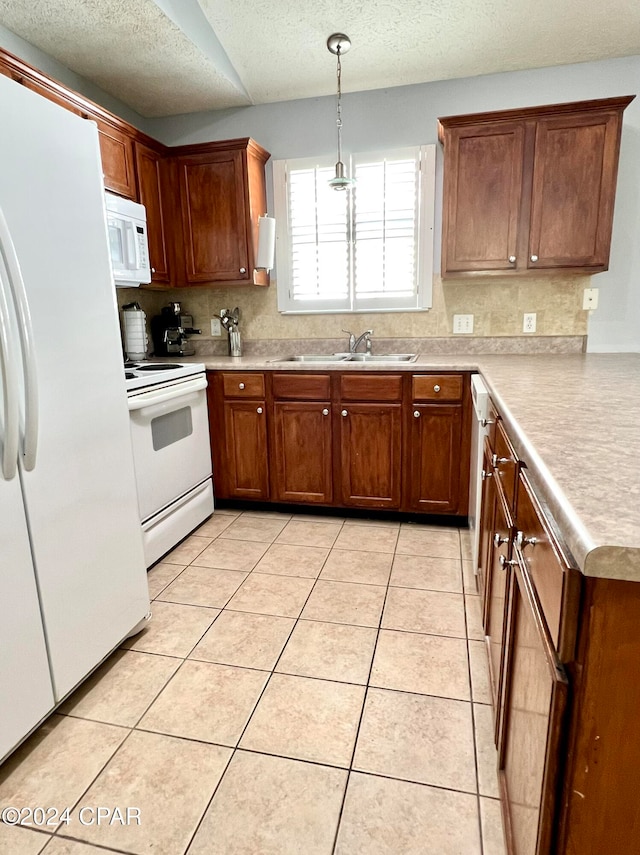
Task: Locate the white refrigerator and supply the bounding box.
[0,74,150,762]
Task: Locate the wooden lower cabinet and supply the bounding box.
[272,402,332,504]
[221,400,269,500]
[499,557,568,855]
[208,369,470,515]
[408,403,463,513]
[339,404,402,509]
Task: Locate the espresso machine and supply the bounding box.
[151,302,201,357]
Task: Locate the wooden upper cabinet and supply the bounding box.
[95,119,137,200]
[439,96,634,277]
[134,143,170,283]
[528,111,624,270]
[175,139,270,287]
[442,122,524,273]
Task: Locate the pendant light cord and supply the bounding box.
[336,45,343,165]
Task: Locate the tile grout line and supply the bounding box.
[330,525,400,855]
[179,515,347,855]
[458,530,487,855]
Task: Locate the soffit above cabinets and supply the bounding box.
[0,0,639,117]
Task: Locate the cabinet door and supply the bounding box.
[95,120,137,199]
[499,557,568,855]
[178,150,250,283]
[135,143,170,283]
[408,403,463,513]
[339,404,402,509]
[528,110,623,271]
[442,122,524,274]
[272,402,333,504]
[222,400,269,500]
[485,491,513,722]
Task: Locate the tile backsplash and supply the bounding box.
[117,274,589,355]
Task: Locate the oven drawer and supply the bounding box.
[222,373,265,398]
[128,377,212,523]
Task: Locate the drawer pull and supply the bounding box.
[341,409,348,417]
[240,267,247,274]
[508,255,516,263]
[256,407,263,414]
[322,408,329,416]
[481,469,492,481]
[494,532,509,547]
[413,410,421,418]
[492,453,510,467]
[481,418,495,428]
[499,555,517,570]
[516,531,538,549]
[239,382,245,390]
[433,384,441,392]
[530,255,538,263]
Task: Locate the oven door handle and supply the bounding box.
[127,376,208,412]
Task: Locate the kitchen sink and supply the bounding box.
[272,353,418,364]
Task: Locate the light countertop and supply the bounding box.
[191,351,640,582]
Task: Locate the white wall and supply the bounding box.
[147,55,640,353]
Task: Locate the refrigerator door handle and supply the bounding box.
[0,206,39,471]
[0,249,20,480]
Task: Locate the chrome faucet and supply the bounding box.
[343,329,373,354]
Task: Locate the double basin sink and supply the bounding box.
[273,353,418,364]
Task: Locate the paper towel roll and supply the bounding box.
[256,215,276,270]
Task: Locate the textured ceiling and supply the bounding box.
[0,0,639,117]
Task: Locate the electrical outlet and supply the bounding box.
[453,314,474,334]
[583,288,599,311]
[523,312,537,333]
[210,318,222,336]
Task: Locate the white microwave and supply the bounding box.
[105,192,151,287]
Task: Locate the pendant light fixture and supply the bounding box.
[327,33,355,191]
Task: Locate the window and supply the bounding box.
[272,145,435,313]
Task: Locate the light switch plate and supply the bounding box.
[453,314,474,334]
[583,288,599,311]
[210,318,222,336]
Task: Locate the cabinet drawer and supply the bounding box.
[340,374,403,402]
[514,471,577,655]
[493,421,519,512]
[221,373,265,398]
[412,374,463,402]
[272,373,331,400]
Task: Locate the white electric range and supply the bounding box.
[124,361,214,566]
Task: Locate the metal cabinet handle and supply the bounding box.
[433,384,441,392]
[481,418,495,428]
[499,555,517,569]
[491,453,510,467]
[481,469,492,481]
[256,407,263,414]
[413,410,421,418]
[151,267,156,273]
[494,532,509,547]
[508,255,516,263]
[341,409,348,417]
[322,408,329,416]
[516,531,538,549]
[530,255,538,262]
[238,382,245,390]
[240,267,247,274]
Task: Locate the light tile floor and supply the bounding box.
[0,510,507,855]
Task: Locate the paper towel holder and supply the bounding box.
[255,214,276,272]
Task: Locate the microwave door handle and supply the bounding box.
[125,221,138,270]
[0,246,20,480]
[0,205,38,472]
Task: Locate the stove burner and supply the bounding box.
[125,372,135,379]
[135,363,183,371]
